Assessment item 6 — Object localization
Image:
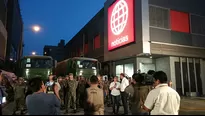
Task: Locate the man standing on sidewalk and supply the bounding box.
[120,73,129,115]
[65,73,78,114]
[143,71,180,115]
[109,76,121,115]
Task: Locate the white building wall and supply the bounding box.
[155,57,178,90]
[200,59,205,95]
[137,57,155,73]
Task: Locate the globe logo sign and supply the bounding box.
[108,0,134,51]
[110,0,128,35]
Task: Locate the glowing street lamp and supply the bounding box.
[32,25,41,32]
[32,52,36,55]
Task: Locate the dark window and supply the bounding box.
[94,35,101,49]
[23,58,53,68]
[149,6,169,29]
[75,59,97,69]
[191,15,205,35]
[170,10,190,33]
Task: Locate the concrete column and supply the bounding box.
[200,59,205,95]
[141,0,150,54]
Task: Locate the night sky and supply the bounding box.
[20,0,105,56]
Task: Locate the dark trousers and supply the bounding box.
[0,105,2,115]
[121,92,128,114]
[112,95,120,114]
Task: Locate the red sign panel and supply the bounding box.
[108,0,135,51]
[170,10,190,33]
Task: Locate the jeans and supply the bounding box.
[121,92,128,114]
[111,95,120,114]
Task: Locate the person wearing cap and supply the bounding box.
[120,73,129,115]
[65,73,78,113]
[84,75,104,115]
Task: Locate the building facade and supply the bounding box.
[44,40,65,62]
[0,0,8,69]
[104,0,205,96]
[6,0,23,63]
[64,8,105,71]
[62,0,205,96]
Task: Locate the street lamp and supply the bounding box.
[31,25,41,32]
[32,52,36,55]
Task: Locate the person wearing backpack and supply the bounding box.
[130,73,150,115]
[84,75,104,115]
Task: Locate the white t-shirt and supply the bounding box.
[120,77,129,92]
[109,82,121,96]
[144,84,180,115]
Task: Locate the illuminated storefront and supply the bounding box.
[104,0,205,96]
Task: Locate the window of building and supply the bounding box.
[94,35,101,49]
[116,65,123,78]
[124,64,134,78]
[191,14,205,35]
[149,6,169,29]
[170,10,190,33]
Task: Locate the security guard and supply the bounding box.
[84,75,104,115]
[65,73,78,113]
[13,77,26,115]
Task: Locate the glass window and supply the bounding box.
[116,65,123,77]
[23,58,53,68]
[139,63,155,73]
[124,64,134,78]
[76,60,97,69]
[191,15,205,35]
[149,6,169,29]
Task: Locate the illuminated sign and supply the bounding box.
[108,0,135,50]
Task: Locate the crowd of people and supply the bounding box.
[0,69,180,115]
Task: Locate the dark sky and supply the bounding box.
[20,0,105,56]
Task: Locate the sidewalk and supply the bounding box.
[180,97,205,111]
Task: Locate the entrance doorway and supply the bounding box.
[175,57,203,96]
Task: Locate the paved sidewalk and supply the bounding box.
[180,97,205,111]
[3,97,205,115]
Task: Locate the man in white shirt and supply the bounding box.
[109,76,121,115]
[143,71,180,115]
[120,73,129,115]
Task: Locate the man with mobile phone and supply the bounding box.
[109,76,121,115]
